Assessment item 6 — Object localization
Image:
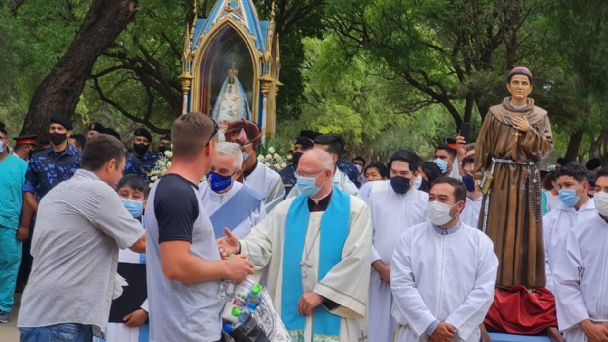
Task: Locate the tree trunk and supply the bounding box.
[21,0,138,137]
[565,129,585,162]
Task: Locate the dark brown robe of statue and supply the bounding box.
[474,97,553,289]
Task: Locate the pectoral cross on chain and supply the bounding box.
[300,260,313,278]
[358,331,368,341]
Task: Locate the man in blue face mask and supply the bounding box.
[217,149,374,341]
[460,157,483,227]
[543,163,593,294]
[200,142,266,239]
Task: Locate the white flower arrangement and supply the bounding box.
[258,145,288,172]
[148,149,173,186]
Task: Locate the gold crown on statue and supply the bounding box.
[228,63,238,77]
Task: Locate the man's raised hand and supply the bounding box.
[222,254,254,282]
[455,135,467,160]
[217,227,240,259]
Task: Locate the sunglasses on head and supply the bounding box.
[205,119,219,146]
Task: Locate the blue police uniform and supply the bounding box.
[337,160,361,188]
[124,151,158,183]
[23,144,81,201]
[278,164,296,196]
[19,144,80,291]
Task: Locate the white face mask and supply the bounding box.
[0,140,4,153]
[594,191,608,217]
[413,175,423,190]
[427,200,456,226]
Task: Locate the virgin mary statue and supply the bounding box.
[211,66,252,125]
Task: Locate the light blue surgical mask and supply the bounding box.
[122,198,144,218]
[296,175,321,198]
[558,189,580,207]
[433,158,448,173]
[0,140,4,153]
[242,151,249,163]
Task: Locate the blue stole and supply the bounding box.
[281,187,351,337]
[209,185,263,238]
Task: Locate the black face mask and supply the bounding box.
[390,176,411,194]
[292,152,304,170]
[133,143,149,155]
[158,146,168,155]
[49,133,67,146]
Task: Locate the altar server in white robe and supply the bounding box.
[543,163,594,293]
[553,168,608,342]
[217,149,372,342]
[200,142,265,239]
[225,120,285,212]
[391,177,498,342]
[460,157,483,227]
[365,150,428,342]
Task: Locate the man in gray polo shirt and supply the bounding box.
[18,134,146,341]
[145,112,254,342]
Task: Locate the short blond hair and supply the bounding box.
[171,112,217,158]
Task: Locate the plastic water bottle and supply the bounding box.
[247,284,262,307]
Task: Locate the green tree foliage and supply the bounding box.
[276,36,448,160]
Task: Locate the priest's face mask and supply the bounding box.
[210,153,243,183]
[507,74,533,102]
[296,152,333,189]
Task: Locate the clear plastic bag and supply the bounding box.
[220,277,291,342]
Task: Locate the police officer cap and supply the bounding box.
[50,114,73,131]
[133,128,152,142]
[14,134,38,145]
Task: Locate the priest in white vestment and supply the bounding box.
[200,142,265,239]
[224,120,285,212]
[218,149,372,342]
[391,177,498,342]
[365,150,428,342]
[543,163,593,293]
[553,168,608,342]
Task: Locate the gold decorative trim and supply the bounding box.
[191,18,261,121]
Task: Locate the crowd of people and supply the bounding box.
[0,66,607,342]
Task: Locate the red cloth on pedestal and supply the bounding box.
[484,285,557,334]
